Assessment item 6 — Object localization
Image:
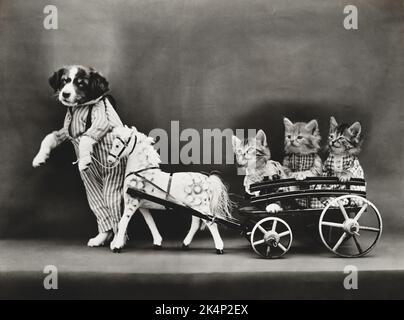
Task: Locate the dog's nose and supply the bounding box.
[62,92,71,99]
[272,174,280,180]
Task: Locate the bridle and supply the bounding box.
[108,132,138,161]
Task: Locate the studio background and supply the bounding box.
[0,0,402,239]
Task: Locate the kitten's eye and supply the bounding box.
[297,135,303,139]
[247,148,255,154]
[287,135,291,139]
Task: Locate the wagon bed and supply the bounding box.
[127,176,382,259]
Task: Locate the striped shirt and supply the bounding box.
[53,97,122,144]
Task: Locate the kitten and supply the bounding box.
[283,117,322,208]
[283,117,322,179]
[232,130,286,213]
[324,116,364,181]
[317,117,365,207]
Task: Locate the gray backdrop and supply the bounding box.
[0,0,403,238]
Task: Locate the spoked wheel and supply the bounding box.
[319,195,382,257]
[250,217,293,259]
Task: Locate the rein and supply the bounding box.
[108,134,138,161]
[73,131,138,170]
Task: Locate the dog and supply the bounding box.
[33,65,126,247]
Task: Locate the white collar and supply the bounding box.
[69,93,109,109]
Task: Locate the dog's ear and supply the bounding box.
[88,69,109,99]
[48,68,65,92]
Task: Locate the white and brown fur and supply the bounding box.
[49,65,110,107]
[33,65,121,248]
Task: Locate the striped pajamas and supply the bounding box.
[53,97,126,233]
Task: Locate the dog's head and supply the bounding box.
[48,65,109,107]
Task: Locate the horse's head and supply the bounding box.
[107,125,137,163]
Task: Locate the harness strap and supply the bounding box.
[166,174,173,201]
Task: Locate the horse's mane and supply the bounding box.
[132,129,162,167]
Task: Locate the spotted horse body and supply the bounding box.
[107,126,233,254]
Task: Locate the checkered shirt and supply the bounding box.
[285,153,316,172]
[323,155,363,178]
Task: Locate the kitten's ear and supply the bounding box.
[232,136,242,150]
[348,122,361,137]
[256,130,267,147]
[330,116,338,132]
[283,117,293,130]
[305,119,319,133]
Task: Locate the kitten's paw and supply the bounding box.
[266,203,282,213]
[339,173,352,182]
[295,172,307,180]
[32,152,49,167]
[87,232,112,247]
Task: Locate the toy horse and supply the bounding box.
[107,126,233,254]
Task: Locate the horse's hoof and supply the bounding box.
[216,249,224,255]
[153,244,163,250]
[182,244,189,250]
[112,248,121,253]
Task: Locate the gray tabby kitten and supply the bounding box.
[232,130,286,213]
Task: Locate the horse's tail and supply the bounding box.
[207,174,234,220]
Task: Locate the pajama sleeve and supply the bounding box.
[52,127,69,146]
[52,111,70,146]
[83,102,110,142]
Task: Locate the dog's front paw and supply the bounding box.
[265,203,282,213]
[78,155,92,171]
[32,152,49,167]
[87,232,111,247]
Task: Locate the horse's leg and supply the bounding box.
[110,198,140,252]
[139,208,163,249]
[205,222,224,254]
[182,216,201,249]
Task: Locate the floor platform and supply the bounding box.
[0,235,403,299]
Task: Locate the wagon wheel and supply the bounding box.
[250,217,293,259]
[319,195,382,258]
